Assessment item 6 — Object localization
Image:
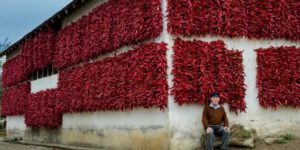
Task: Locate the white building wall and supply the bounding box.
[5,0,300,149]
[6,115,26,138]
[31,74,59,93]
[59,1,170,146]
[166,35,300,150]
[61,109,169,150]
[6,74,59,139]
[6,116,26,131]
[159,0,300,149]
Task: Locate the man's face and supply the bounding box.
[211,96,220,104]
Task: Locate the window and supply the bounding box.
[30,63,58,81]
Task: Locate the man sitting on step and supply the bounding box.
[202,92,230,150]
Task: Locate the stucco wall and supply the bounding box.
[5,0,300,150]
[6,74,60,141]
[31,74,58,93]
[6,115,26,138]
[166,35,300,150]
[159,0,300,147]
[61,109,169,150]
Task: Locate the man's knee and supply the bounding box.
[224,130,230,136]
[207,131,215,137]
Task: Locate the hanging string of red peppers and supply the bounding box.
[21,26,56,72]
[256,46,300,109]
[6,0,299,128]
[1,0,164,128]
[2,56,29,88]
[54,0,162,69]
[1,82,30,116]
[172,39,246,113]
[2,42,168,128]
[167,0,300,40]
[25,89,62,129]
[3,26,55,88]
[56,43,168,113]
[3,0,162,88]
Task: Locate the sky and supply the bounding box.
[0,0,71,44]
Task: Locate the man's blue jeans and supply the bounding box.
[206,125,230,150]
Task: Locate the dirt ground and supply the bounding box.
[0,130,299,150]
[0,140,299,150]
[0,141,54,150]
[230,137,300,150]
[1,141,299,150]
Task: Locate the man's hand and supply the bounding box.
[206,127,213,134]
[224,127,230,132]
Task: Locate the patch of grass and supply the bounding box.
[274,134,294,144]
[233,129,252,139]
[274,138,287,144]
[280,133,294,141]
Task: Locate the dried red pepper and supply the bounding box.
[172,39,246,113]
[1,0,166,128]
[21,26,56,72]
[25,89,62,129]
[2,55,30,88]
[1,82,30,116]
[56,42,168,113]
[256,46,300,109]
[3,26,55,88]
[167,0,300,41]
[54,0,163,69]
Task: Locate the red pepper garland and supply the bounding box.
[21,26,56,72]
[56,66,87,113]
[256,46,300,109]
[23,43,167,128]
[2,26,55,88]
[54,0,163,69]
[25,89,62,129]
[1,82,30,116]
[55,19,84,69]
[57,42,168,113]
[217,47,246,112]
[2,55,30,88]
[167,0,300,41]
[82,2,112,61]
[171,40,200,105]
[223,0,247,37]
[172,39,246,113]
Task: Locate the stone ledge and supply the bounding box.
[201,124,257,149]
